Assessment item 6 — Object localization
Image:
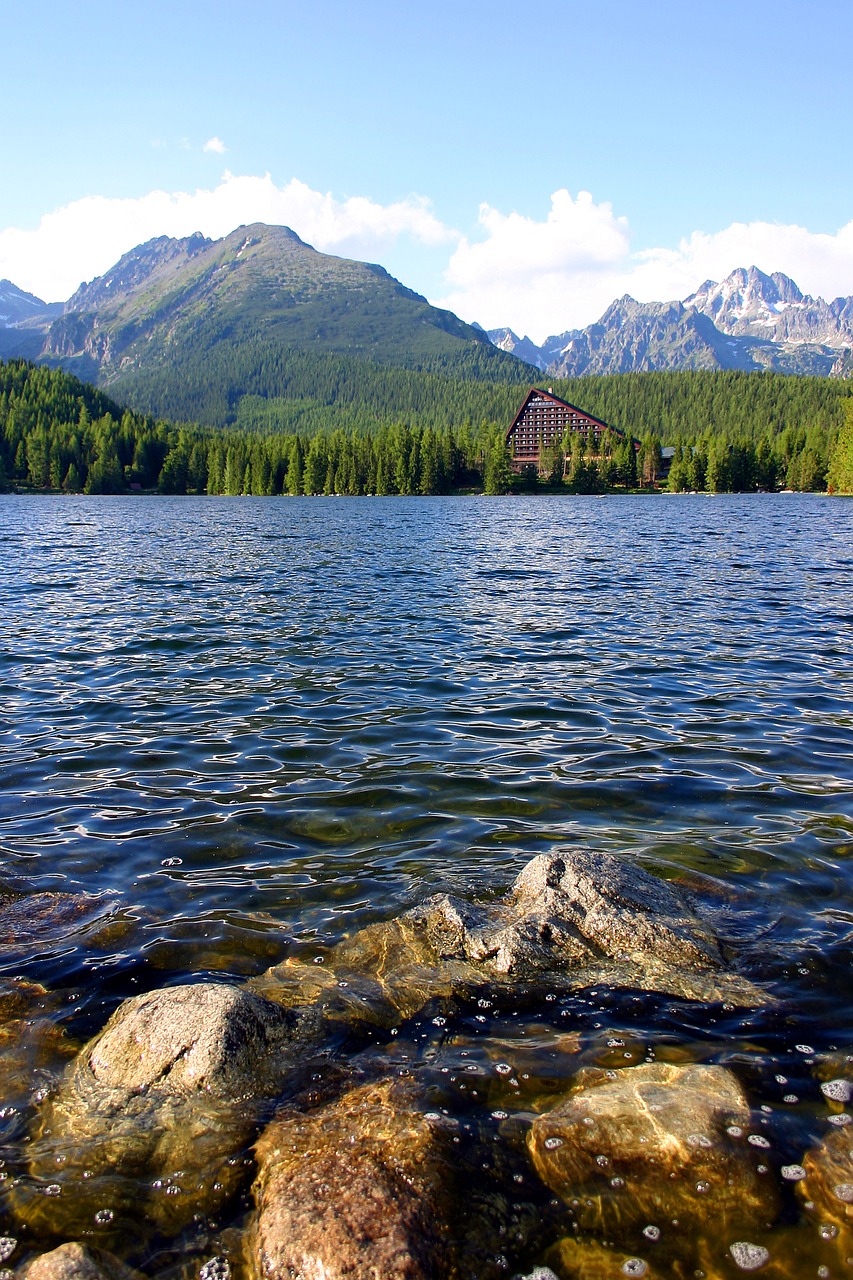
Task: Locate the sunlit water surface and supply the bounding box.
[1,494,852,1277]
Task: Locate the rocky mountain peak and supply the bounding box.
[488,266,853,378]
[684,265,806,332]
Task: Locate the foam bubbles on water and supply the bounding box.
[821,1079,852,1102]
[729,1241,770,1271]
[199,1258,230,1280]
[621,1260,647,1277]
[780,1164,806,1181]
[642,1225,661,1242]
[0,1242,15,1265]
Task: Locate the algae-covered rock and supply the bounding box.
[528,1061,777,1239]
[253,918,486,1027]
[19,983,323,1236]
[18,1243,142,1280]
[249,1077,455,1280]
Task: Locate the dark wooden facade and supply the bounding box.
[506,387,621,473]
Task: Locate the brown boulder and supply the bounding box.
[249,1077,454,1280]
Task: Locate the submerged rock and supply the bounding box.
[543,1238,669,1279]
[258,850,767,1020]
[798,1123,853,1239]
[0,892,110,952]
[528,1061,777,1239]
[19,983,323,1236]
[249,1077,455,1280]
[18,1243,142,1280]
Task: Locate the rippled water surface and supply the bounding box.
[2,493,853,1277]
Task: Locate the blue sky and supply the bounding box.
[3,0,853,340]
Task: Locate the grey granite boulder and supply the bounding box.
[19,983,323,1236]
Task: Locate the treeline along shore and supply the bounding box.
[2,357,852,496]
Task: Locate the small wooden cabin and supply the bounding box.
[506,387,624,473]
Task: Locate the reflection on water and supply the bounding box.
[1,493,852,1276]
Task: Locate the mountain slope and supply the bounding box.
[41,224,524,415]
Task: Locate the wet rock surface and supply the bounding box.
[528,1060,776,1238]
[20,983,324,1235]
[3,854,788,1275]
[250,1077,455,1280]
[256,850,767,1021]
[799,1124,853,1235]
[18,1243,142,1280]
[0,892,113,955]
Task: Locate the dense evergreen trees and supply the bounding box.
[1,357,851,497]
[827,398,853,494]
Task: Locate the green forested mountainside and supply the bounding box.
[107,344,849,444]
[43,224,525,398]
[555,370,847,441]
[1,359,850,496]
[104,341,527,429]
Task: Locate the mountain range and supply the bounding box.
[2,235,851,431]
[488,266,853,378]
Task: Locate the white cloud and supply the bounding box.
[437,189,630,340]
[0,173,455,302]
[437,191,853,342]
[632,220,853,307]
[203,136,226,154]
[4,175,853,339]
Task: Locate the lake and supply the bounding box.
[2,493,852,1277]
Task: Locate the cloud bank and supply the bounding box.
[0,173,454,303]
[438,191,853,341]
[2,175,853,342]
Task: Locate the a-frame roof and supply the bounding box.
[505,387,619,443]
